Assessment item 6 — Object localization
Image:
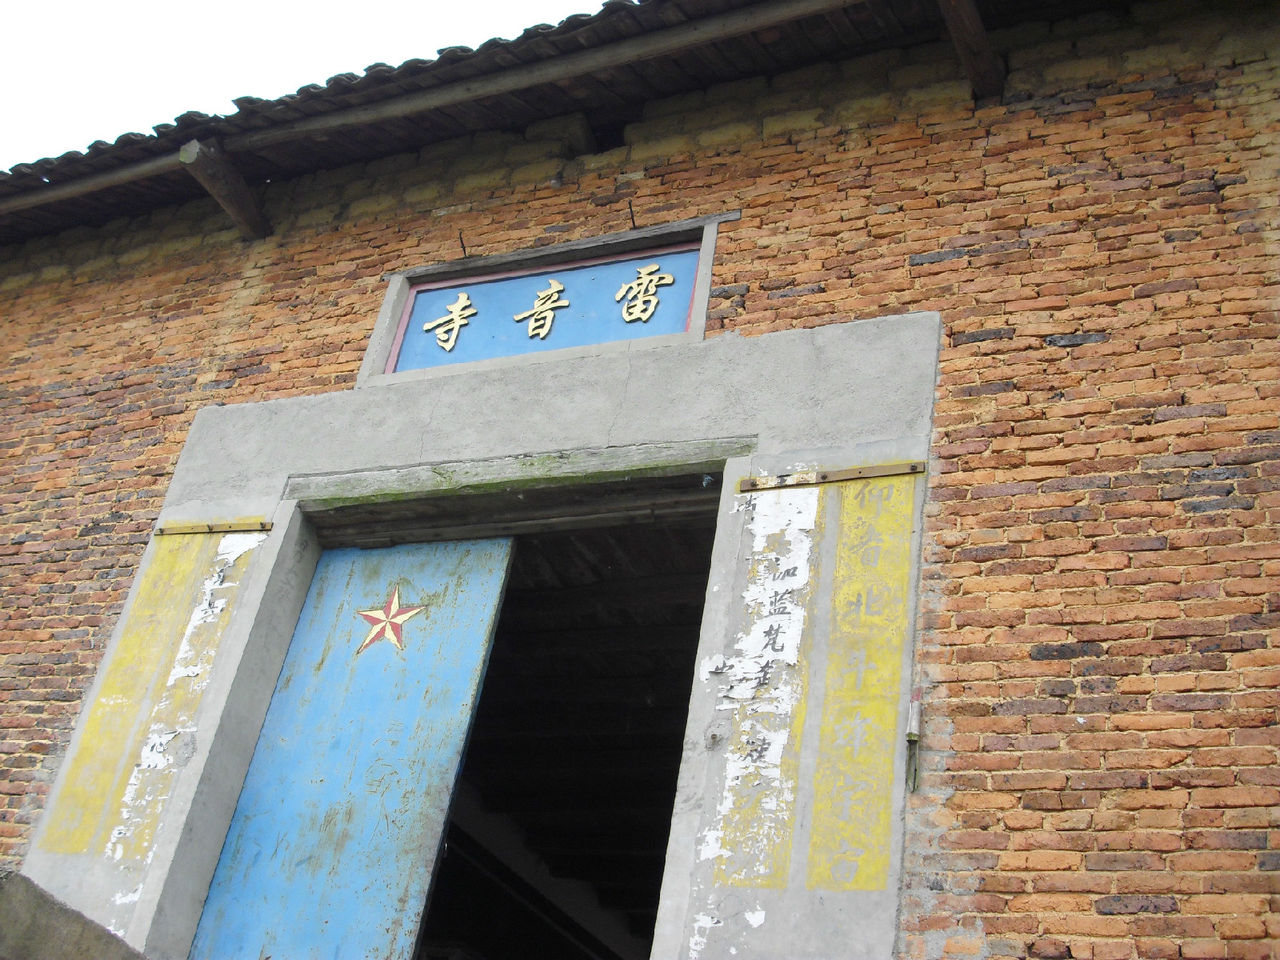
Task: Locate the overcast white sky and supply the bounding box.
[1,0,602,172]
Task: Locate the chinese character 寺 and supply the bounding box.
[423,291,476,352]
[615,263,674,323]
[513,279,570,339]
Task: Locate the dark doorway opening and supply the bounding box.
[414,513,717,960]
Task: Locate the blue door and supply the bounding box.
[190,539,512,960]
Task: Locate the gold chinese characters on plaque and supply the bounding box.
[393,246,700,373]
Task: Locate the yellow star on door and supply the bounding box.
[354,587,425,655]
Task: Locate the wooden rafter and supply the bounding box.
[936,0,1005,100]
[177,140,270,239]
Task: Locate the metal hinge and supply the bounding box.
[154,519,273,536]
[738,460,925,493]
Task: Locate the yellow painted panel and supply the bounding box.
[807,473,915,891]
[39,532,262,858]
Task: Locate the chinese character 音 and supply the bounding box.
[513,279,570,339]
[615,263,674,323]
[423,291,476,352]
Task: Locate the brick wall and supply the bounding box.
[2,1,1277,956]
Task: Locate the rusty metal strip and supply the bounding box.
[737,461,925,493]
[154,519,272,536]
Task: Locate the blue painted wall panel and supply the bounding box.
[190,539,512,960]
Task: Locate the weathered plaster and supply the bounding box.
[700,487,818,890]
[24,531,263,939]
[660,468,924,960]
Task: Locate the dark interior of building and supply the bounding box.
[394,489,718,960]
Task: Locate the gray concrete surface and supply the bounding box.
[165,314,941,522]
[0,871,148,960]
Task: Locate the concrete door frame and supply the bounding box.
[25,312,942,959]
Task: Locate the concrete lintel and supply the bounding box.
[282,437,755,510]
[171,313,941,522]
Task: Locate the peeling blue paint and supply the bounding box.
[189,539,511,960]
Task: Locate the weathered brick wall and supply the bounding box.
[1,1,1276,955]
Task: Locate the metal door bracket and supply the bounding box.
[155,519,273,536]
[738,461,924,493]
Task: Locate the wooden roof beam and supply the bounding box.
[178,140,270,239]
[0,154,183,217]
[223,0,870,153]
[936,0,1005,100]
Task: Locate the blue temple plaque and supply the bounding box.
[386,244,701,372]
